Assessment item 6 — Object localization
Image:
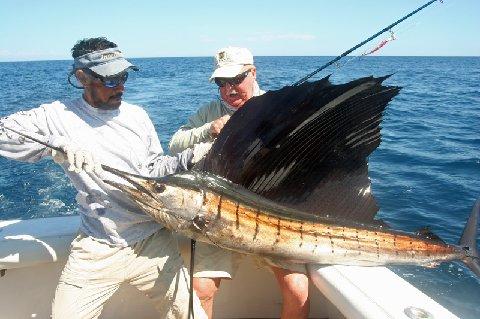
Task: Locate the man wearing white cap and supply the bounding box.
[169,47,310,319]
[0,37,207,319]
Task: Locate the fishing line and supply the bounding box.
[188,239,196,319]
[329,13,424,72]
[357,0,450,58]
[293,0,444,86]
[319,0,452,80]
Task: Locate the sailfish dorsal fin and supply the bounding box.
[201,75,401,223]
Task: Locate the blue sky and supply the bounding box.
[0,0,478,62]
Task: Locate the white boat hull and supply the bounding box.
[0,216,460,319]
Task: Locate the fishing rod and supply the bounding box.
[1,125,63,153]
[1,125,116,173]
[293,0,443,86]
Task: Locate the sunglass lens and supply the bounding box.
[215,70,249,88]
[214,78,227,87]
[232,74,245,85]
[103,73,128,88]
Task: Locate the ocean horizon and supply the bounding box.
[1,55,479,64]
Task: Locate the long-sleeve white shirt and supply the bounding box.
[0,97,192,246]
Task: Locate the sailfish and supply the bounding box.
[3,74,478,274]
[102,75,480,276]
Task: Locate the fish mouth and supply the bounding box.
[101,165,165,209]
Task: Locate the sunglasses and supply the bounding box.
[84,69,129,88]
[214,70,251,88]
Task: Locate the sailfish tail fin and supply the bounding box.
[460,198,480,278]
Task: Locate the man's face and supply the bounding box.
[77,70,126,109]
[218,67,257,109]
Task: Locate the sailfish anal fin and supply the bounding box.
[202,75,401,223]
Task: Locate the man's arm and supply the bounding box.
[0,108,52,163]
[140,112,192,177]
[169,122,213,154]
[169,101,231,153]
[144,113,213,177]
[169,103,214,154]
[147,148,193,177]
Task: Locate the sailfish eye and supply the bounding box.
[154,184,166,193]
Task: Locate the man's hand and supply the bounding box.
[51,138,102,174]
[209,115,230,137]
[191,142,213,164]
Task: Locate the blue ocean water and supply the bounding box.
[0,56,479,318]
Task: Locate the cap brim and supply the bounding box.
[209,64,244,82]
[89,58,139,77]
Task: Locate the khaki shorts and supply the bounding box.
[175,235,242,279]
[52,229,207,319]
[256,256,308,274]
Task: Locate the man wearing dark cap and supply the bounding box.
[0,37,207,319]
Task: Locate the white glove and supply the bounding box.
[191,142,213,164]
[50,138,102,174]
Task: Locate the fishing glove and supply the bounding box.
[50,137,102,175]
[191,142,213,164]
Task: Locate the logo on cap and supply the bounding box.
[218,51,227,62]
[101,52,119,60]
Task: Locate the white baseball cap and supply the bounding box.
[209,47,254,81]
